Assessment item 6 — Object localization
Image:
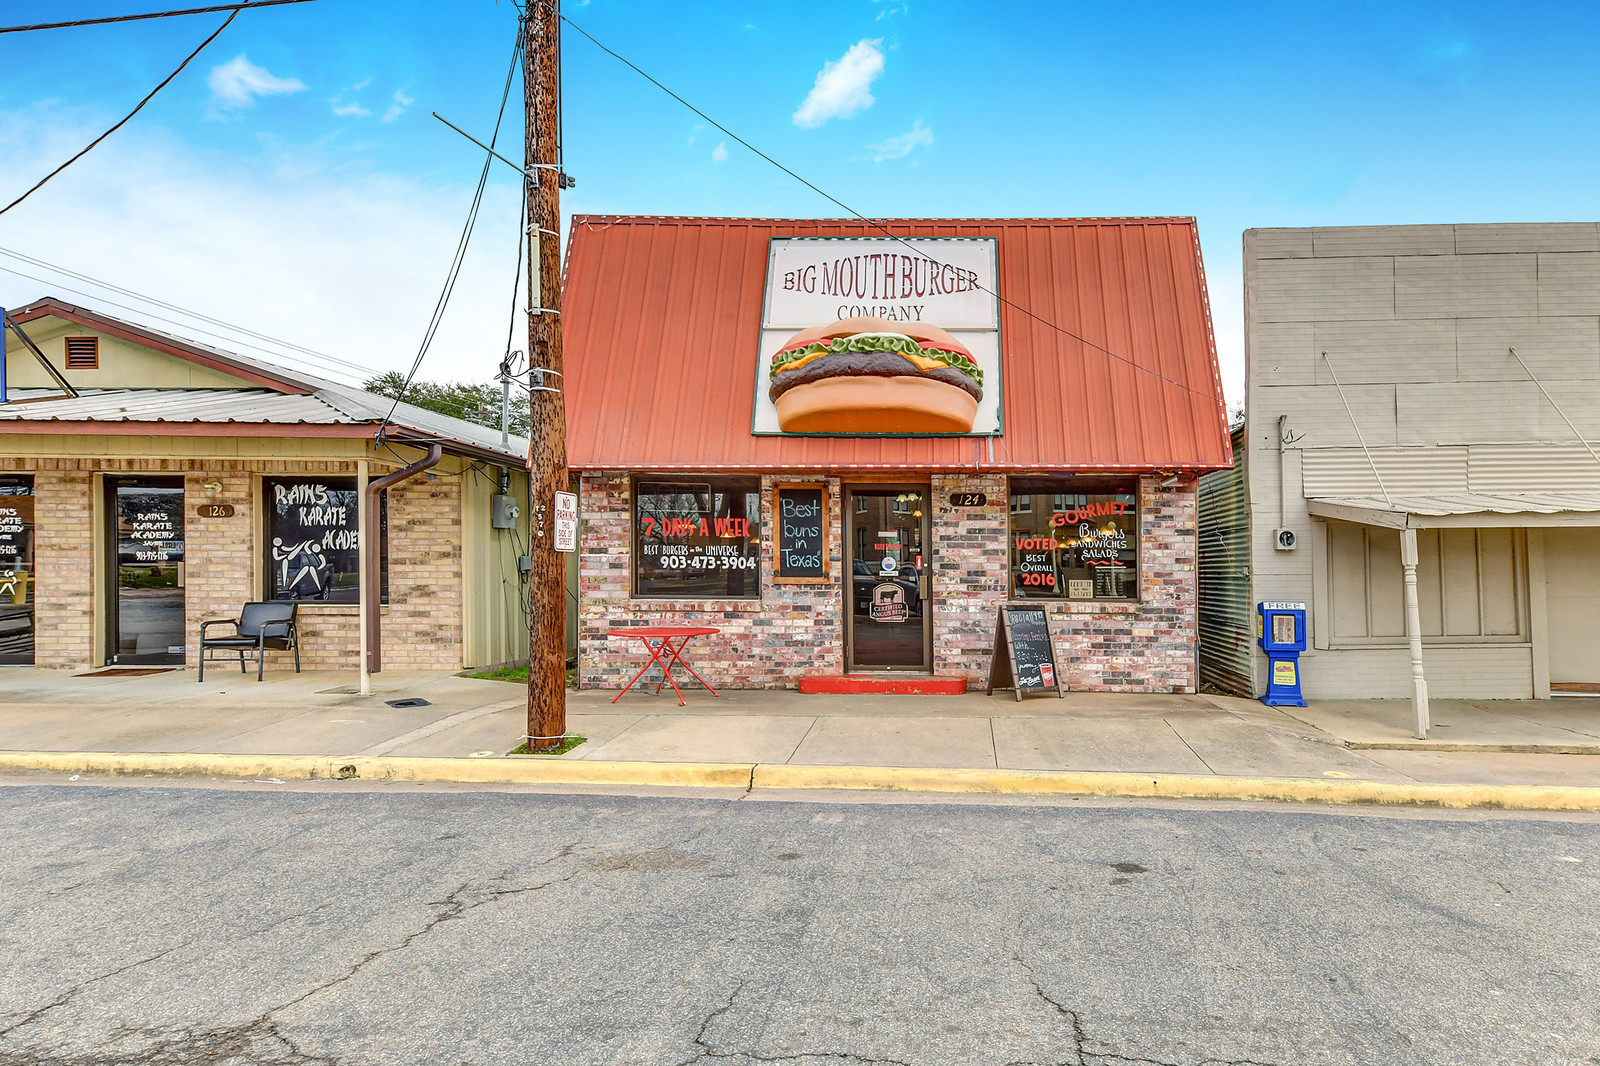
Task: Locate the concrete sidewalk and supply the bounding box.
[2,667,1599,795]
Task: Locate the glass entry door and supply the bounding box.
[107,478,186,666]
[845,485,931,671]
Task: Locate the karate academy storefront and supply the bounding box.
[564,217,1232,693]
[1,298,531,674]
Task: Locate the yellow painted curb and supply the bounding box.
[3,751,1598,812]
[751,764,1600,812]
[0,751,755,789]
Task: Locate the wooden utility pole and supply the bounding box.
[524,0,568,750]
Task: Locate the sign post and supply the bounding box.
[553,490,577,553]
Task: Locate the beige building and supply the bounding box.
[1,297,531,675]
[1229,222,1600,727]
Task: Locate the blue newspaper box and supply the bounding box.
[1257,601,1307,707]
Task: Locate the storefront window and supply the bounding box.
[263,478,386,603]
[634,479,761,599]
[0,477,35,665]
[1008,479,1138,601]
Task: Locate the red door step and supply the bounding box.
[798,675,968,695]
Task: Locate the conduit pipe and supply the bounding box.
[364,443,442,673]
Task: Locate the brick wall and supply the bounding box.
[576,471,1198,693]
[380,476,463,670]
[184,470,254,669]
[3,456,465,672]
[578,473,843,689]
[31,468,94,669]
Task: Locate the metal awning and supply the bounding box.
[1306,492,1600,529]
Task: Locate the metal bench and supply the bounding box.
[198,602,300,682]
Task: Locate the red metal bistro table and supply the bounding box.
[606,626,721,706]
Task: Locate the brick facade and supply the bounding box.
[31,468,94,669]
[1,456,464,672]
[577,471,1197,693]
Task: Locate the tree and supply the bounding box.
[363,371,531,437]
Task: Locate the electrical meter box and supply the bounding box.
[1256,601,1307,706]
[491,494,519,530]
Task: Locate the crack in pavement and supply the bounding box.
[0,1019,339,1066]
[0,945,185,1040]
[0,844,587,1064]
[1010,958,1281,1066]
[268,867,582,1019]
[671,982,914,1066]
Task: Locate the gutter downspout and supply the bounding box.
[364,443,442,674]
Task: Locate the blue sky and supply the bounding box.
[3,0,1599,399]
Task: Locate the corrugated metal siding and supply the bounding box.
[1309,492,1600,518]
[1298,445,1600,496]
[1198,425,1252,695]
[562,216,1231,472]
[1469,444,1600,492]
[1300,448,1470,496]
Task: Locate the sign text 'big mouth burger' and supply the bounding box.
[754,236,1002,437]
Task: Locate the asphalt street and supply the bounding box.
[1,782,1597,1066]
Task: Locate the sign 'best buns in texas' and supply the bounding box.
[753,237,1001,436]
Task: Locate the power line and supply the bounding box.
[378,25,525,437]
[0,0,316,34]
[554,4,1219,406]
[0,255,528,421]
[0,246,378,379]
[0,263,379,386]
[0,8,238,216]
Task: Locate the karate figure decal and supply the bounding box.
[272,537,331,599]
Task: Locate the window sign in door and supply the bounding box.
[114,483,186,664]
[0,477,35,665]
[848,489,929,670]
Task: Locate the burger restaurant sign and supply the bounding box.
[753,236,1001,437]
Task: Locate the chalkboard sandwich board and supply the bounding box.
[773,483,828,584]
[987,606,1065,700]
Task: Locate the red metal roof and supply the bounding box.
[563,216,1230,472]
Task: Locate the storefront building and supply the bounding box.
[1217,222,1600,716]
[1,298,531,673]
[564,217,1232,692]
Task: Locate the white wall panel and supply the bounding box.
[1299,645,1533,699]
[1311,226,1454,258]
[1256,257,1395,323]
[1456,316,1600,381]
[1396,382,1546,445]
[1313,319,1457,383]
[1395,254,1538,319]
[1261,384,1399,449]
[1537,252,1600,316]
[1453,223,1600,254]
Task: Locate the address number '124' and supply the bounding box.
[950,492,987,507]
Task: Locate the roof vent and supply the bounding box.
[64,337,99,370]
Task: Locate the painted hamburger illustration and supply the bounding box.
[768,316,983,433]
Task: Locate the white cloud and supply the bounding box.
[0,103,527,388]
[868,120,932,162]
[711,141,728,163]
[330,100,371,118]
[792,39,884,129]
[875,0,909,20]
[206,54,306,114]
[687,122,707,146]
[383,89,414,123]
